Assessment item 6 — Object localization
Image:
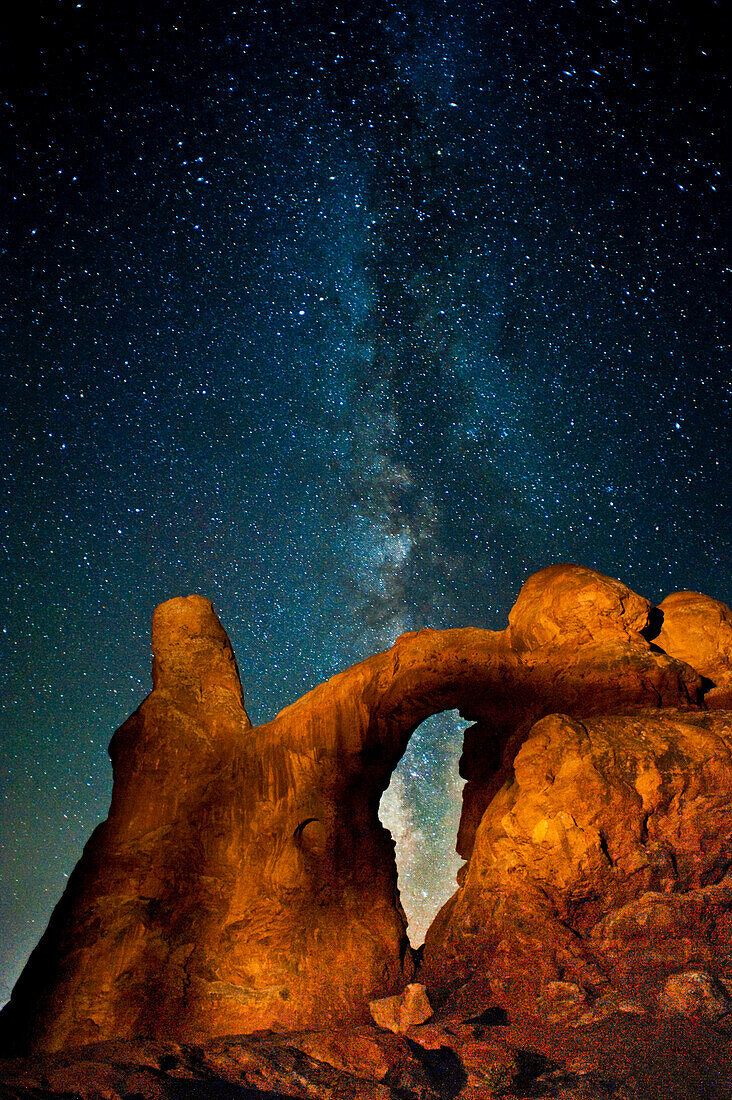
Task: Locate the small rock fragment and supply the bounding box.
[574,994,647,1028]
[537,981,588,1023]
[659,970,732,1022]
[369,983,433,1033]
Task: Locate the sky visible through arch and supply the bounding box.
[380,711,467,945]
[2,0,729,997]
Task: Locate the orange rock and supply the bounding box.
[658,970,732,1021]
[151,594,248,709]
[369,983,433,1033]
[655,591,732,706]
[0,567,713,1054]
[508,563,651,650]
[424,709,732,1014]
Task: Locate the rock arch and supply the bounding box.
[1,565,718,1053]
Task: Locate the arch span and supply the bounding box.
[0,566,704,1053]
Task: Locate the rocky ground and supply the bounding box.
[2,990,732,1099]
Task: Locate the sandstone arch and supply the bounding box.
[1,565,720,1054]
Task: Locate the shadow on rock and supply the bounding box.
[404,1040,468,1098]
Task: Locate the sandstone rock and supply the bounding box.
[294,1028,406,1082]
[455,635,701,860]
[508,564,651,650]
[655,591,732,706]
[456,1044,565,1099]
[424,709,732,1013]
[0,1033,425,1099]
[573,994,647,1029]
[150,594,248,709]
[537,981,588,1023]
[6,1018,732,1100]
[369,983,433,1033]
[4,1018,732,1100]
[0,567,709,1054]
[658,969,732,1022]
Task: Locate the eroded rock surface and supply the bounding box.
[508,563,652,650]
[1,564,730,1060]
[3,1012,732,1099]
[369,983,433,1033]
[658,969,732,1022]
[424,709,732,1015]
[655,590,732,706]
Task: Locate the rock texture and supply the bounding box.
[655,590,732,706]
[424,709,732,1014]
[1,564,730,1064]
[507,563,651,650]
[658,969,732,1022]
[3,1009,732,1099]
[369,983,433,1033]
[0,1029,462,1100]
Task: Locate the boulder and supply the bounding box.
[655,591,732,706]
[658,970,732,1022]
[508,563,651,650]
[369,983,433,1033]
[536,980,588,1024]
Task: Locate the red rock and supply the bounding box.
[658,970,732,1021]
[424,709,732,1015]
[0,1032,424,1099]
[0,567,711,1055]
[4,1016,732,1099]
[508,563,651,650]
[369,983,433,1032]
[536,981,588,1024]
[150,594,249,714]
[655,590,732,706]
[573,993,647,1028]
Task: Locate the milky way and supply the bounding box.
[2,0,729,993]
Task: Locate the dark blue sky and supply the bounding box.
[2,0,729,993]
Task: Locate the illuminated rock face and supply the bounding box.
[423,708,732,1011]
[3,564,730,1054]
[655,590,732,706]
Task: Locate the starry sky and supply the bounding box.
[2,0,729,997]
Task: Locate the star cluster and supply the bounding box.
[2,0,729,993]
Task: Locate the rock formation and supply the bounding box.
[655,589,732,706]
[1,564,731,1062]
[424,709,732,1011]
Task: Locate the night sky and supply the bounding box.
[2,0,729,998]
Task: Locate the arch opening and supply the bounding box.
[378,709,468,947]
